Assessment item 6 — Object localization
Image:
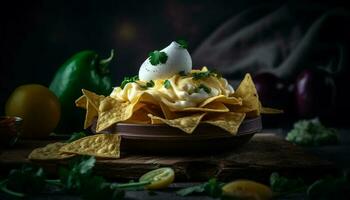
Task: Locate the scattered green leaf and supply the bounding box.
[194,84,211,94]
[139,80,155,89]
[120,75,139,89]
[177,178,223,198]
[176,39,188,49]
[286,118,338,146]
[270,172,307,194]
[163,80,171,89]
[149,50,168,65]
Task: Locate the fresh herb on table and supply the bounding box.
[139,80,155,89]
[176,39,188,49]
[177,178,224,198]
[66,132,87,143]
[120,75,139,89]
[286,118,338,146]
[0,156,151,200]
[194,84,211,94]
[163,80,171,89]
[149,50,168,65]
[270,172,307,194]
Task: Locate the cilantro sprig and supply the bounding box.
[163,80,171,89]
[139,80,155,89]
[149,50,168,65]
[191,70,219,80]
[0,156,151,200]
[120,75,139,89]
[194,84,211,94]
[177,178,223,198]
[176,39,188,49]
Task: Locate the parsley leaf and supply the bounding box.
[194,84,211,94]
[120,75,139,89]
[270,172,307,194]
[163,80,171,89]
[149,50,168,65]
[6,165,46,195]
[192,70,220,80]
[177,178,223,198]
[176,39,188,49]
[139,80,155,89]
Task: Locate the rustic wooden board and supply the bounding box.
[0,133,335,182]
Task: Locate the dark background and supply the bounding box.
[1,0,349,123]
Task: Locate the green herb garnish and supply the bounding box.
[270,172,307,194]
[194,84,211,94]
[176,39,188,49]
[120,75,139,89]
[139,80,155,89]
[191,70,220,80]
[163,80,171,89]
[149,50,168,65]
[286,118,338,146]
[177,178,223,198]
[0,156,151,200]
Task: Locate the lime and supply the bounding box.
[139,167,175,189]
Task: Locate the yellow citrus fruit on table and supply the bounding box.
[139,167,175,189]
[222,180,273,200]
[5,84,61,138]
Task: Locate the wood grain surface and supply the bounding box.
[0,133,335,183]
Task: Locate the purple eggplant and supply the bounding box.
[295,69,336,118]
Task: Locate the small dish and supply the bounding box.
[0,116,23,147]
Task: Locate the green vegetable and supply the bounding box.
[307,172,350,200]
[163,80,171,89]
[139,80,155,89]
[177,178,223,198]
[286,118,338,146]
[176,39,188,49]
[191,70,218,80]
[149,50,168,65]
[194,84,211,94]
[66,132,87,143]
[49,50,114,133]
[4,165,46,195]
[270,172,307,194]
[120,75,139,89]
[0,156,153,199]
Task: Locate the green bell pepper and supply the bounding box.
[49,50,114,133]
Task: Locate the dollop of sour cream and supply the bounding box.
[138,41,192,81]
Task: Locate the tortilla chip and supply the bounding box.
[204,112,246,135]
[84,102,98,129]
[147,113,206,134]
[82,89,105,110]
[60,134,121,159]
[261,107,284,114]
[199,95,242,107]
[96,97,134,132]
[124,107,152,124]
[232,74,261,116]
[75,96,87,108]
[177,102,230,113]
[28,142,75,160]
